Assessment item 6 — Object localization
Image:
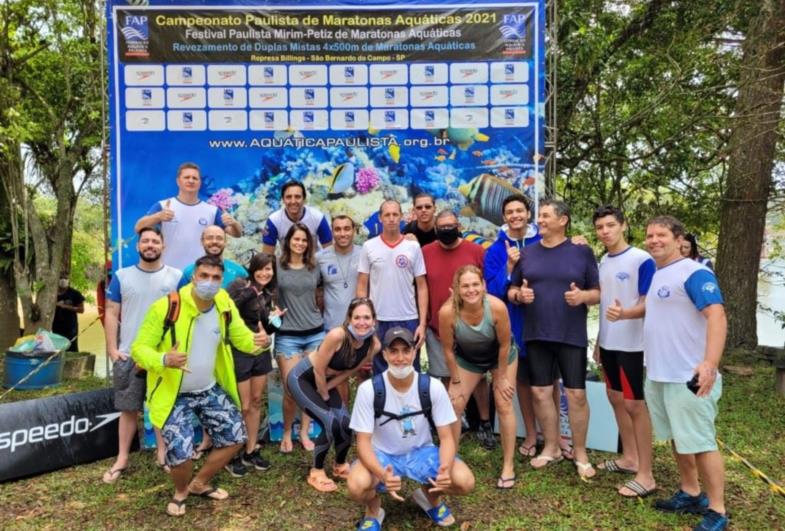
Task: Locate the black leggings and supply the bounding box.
[287,357,351,470]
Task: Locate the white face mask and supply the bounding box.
[194,279,221,301]
[387,364,414,379]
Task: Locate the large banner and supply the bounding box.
[107,0,545,267]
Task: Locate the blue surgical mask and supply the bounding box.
[268,313,282,328]
[193,280,221,301]
[348,324,375,342]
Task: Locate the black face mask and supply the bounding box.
[436,227,461,245]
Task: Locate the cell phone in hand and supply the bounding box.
[686,374,700,395]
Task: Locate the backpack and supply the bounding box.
[160,292,232,346]
[372,372,437,434]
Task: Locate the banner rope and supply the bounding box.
[0,316,102,401]
[717,438,785,499]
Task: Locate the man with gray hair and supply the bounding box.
[508,198,600,479]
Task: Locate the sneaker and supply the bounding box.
[693,509,729,531]
[654,489,709,514]
[224,456,248,478]
[477,422,497,451]
[241,451,271,471]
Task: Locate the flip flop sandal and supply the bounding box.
[575,461,597,481]
[307,474,338,492]
[560,446,575,461]
[166,498,186,517]
[333,464,351,480]
[102,466,127,484]
[496,475,516,489]
[189,486,229,500]
[619,479,657,498]
[598,459,637,474]
[157,460,171,474]
[356,508,385,530]
[300,438,316,451]
[412,488,455,527]
[279,439,294,454]
[191,445,212,461]
[518,444,537,458]
[530,454,564,470]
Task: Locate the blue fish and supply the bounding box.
[329,162,355,195]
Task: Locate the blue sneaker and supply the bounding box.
[357,508,385,530]
[654,489,709,514]
[693,509,729,531]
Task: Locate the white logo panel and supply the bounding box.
[248,65,288,85]
[330,110,370,131]
[490,62,529,83]
[289,65,328,86]
[490,84,529,105]
[290,87,328,108]
[289,110,329,130]
[450,85,489,106]
[450,108,489,128]
[166,65,206,86]
[329,88,369,108]
[409,86,449,107]
[370,87,408,107]
[208,88,248,108]
[125,110,165,131]
[369,64,408,85]
[329,64,368,85]
[249,110,289,130]
[124,65,164,86]
[410,109,449,129]
[449,63,489,84]
[208,110,248,131]
[248,88,288,108]
[369,109,408,130]
[167,110,207,131]
[410,64,448,84]
[125,88,165,109]
[490,107,530,128]
[166,88,206,109]
[207,65,247,86]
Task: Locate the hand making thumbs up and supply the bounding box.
[159,199,175,222]
[163,341,189,372]
[383,464,404,500]
[220,207,238,229]
[519,278,535,304]
[254,321,270,348]
[505,240,520,272]
[606,298,625,321]
[564,282,583,306]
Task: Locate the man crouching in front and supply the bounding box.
[131,255,268,517]
[347,327,475,529]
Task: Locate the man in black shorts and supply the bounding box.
[508,199,600,479]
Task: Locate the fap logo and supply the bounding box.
[504,109,515,123]
[264,111,274,127]
[345,111,355,126]
[344,66,354,81]
[305,88,315,103]
[264,66,274,80]
[504,64,515,76]
[501,13,527,39]
[657,286,671,299]
[303,111,314,123]
[425,110,435,125]
[182,66,192,81]
[464,86,475,102]
[424,65,435,79]
[223,89,234,103]
[616,272,630,282]
[395,254,410,269]
[141,89,152,104]
[121,14,150,58]
[384,111,396,124]
[385,88,395,101]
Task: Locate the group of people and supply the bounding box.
[99,161,728,531]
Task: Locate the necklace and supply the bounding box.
[334,249,354,289]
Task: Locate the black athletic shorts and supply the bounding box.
[233,349,273,382]
[599,347,645,400]
[516,355,560,385]
[525,340,586,389]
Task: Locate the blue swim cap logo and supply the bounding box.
[657,286,670,299]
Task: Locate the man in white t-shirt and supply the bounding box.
[348,328,475,530]
[644,215,728,531]
[134,162,241,271]
[357,200,428,374]
[102,226,183,484]
[261,180,333,254]
[592,206,656,498]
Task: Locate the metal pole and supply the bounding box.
[99,0,110,381]
[544,0,558,197]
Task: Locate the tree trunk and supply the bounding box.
[0,275,19,350]
[716,0,785,349]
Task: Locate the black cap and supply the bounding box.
[382,327,415,348]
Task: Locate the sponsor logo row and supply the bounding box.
[124,62,530,87]
[125,85,529,109]
[125,107,530,132]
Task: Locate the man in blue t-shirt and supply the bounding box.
[180,225,247,289]
[261,180,332,254]
[134,162,241,271]
[644,215,728,531]
[508,199,600,479]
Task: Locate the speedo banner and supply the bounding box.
[107,0,545,267]
[0,389,133,482]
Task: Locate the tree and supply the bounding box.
[716,0,785,349]
[0,0,102,334]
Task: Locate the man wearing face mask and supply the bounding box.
[348,327,475,529]
[53,277,86,352]
[179,225,247,289]
[131,255,269,517]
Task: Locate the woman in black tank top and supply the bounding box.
[288,298,381,492]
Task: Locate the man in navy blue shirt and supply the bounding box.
[508,199,600,479]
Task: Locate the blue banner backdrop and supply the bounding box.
[107,0,545,267]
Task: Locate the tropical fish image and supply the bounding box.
[462,230,493,250]
[459,173,520,226]
[426,128,490,150]
[327,162,355,198]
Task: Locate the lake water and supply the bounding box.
[85,259,785,378]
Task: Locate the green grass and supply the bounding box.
[1,359,784,529]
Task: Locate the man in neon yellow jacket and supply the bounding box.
[132,255,268,517]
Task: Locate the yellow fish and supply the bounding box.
[459,173,520,226]
[389,143,400,163]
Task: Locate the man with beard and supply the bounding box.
[180,225,247,289]
[102,227,183,483]
[317,216,362,331]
